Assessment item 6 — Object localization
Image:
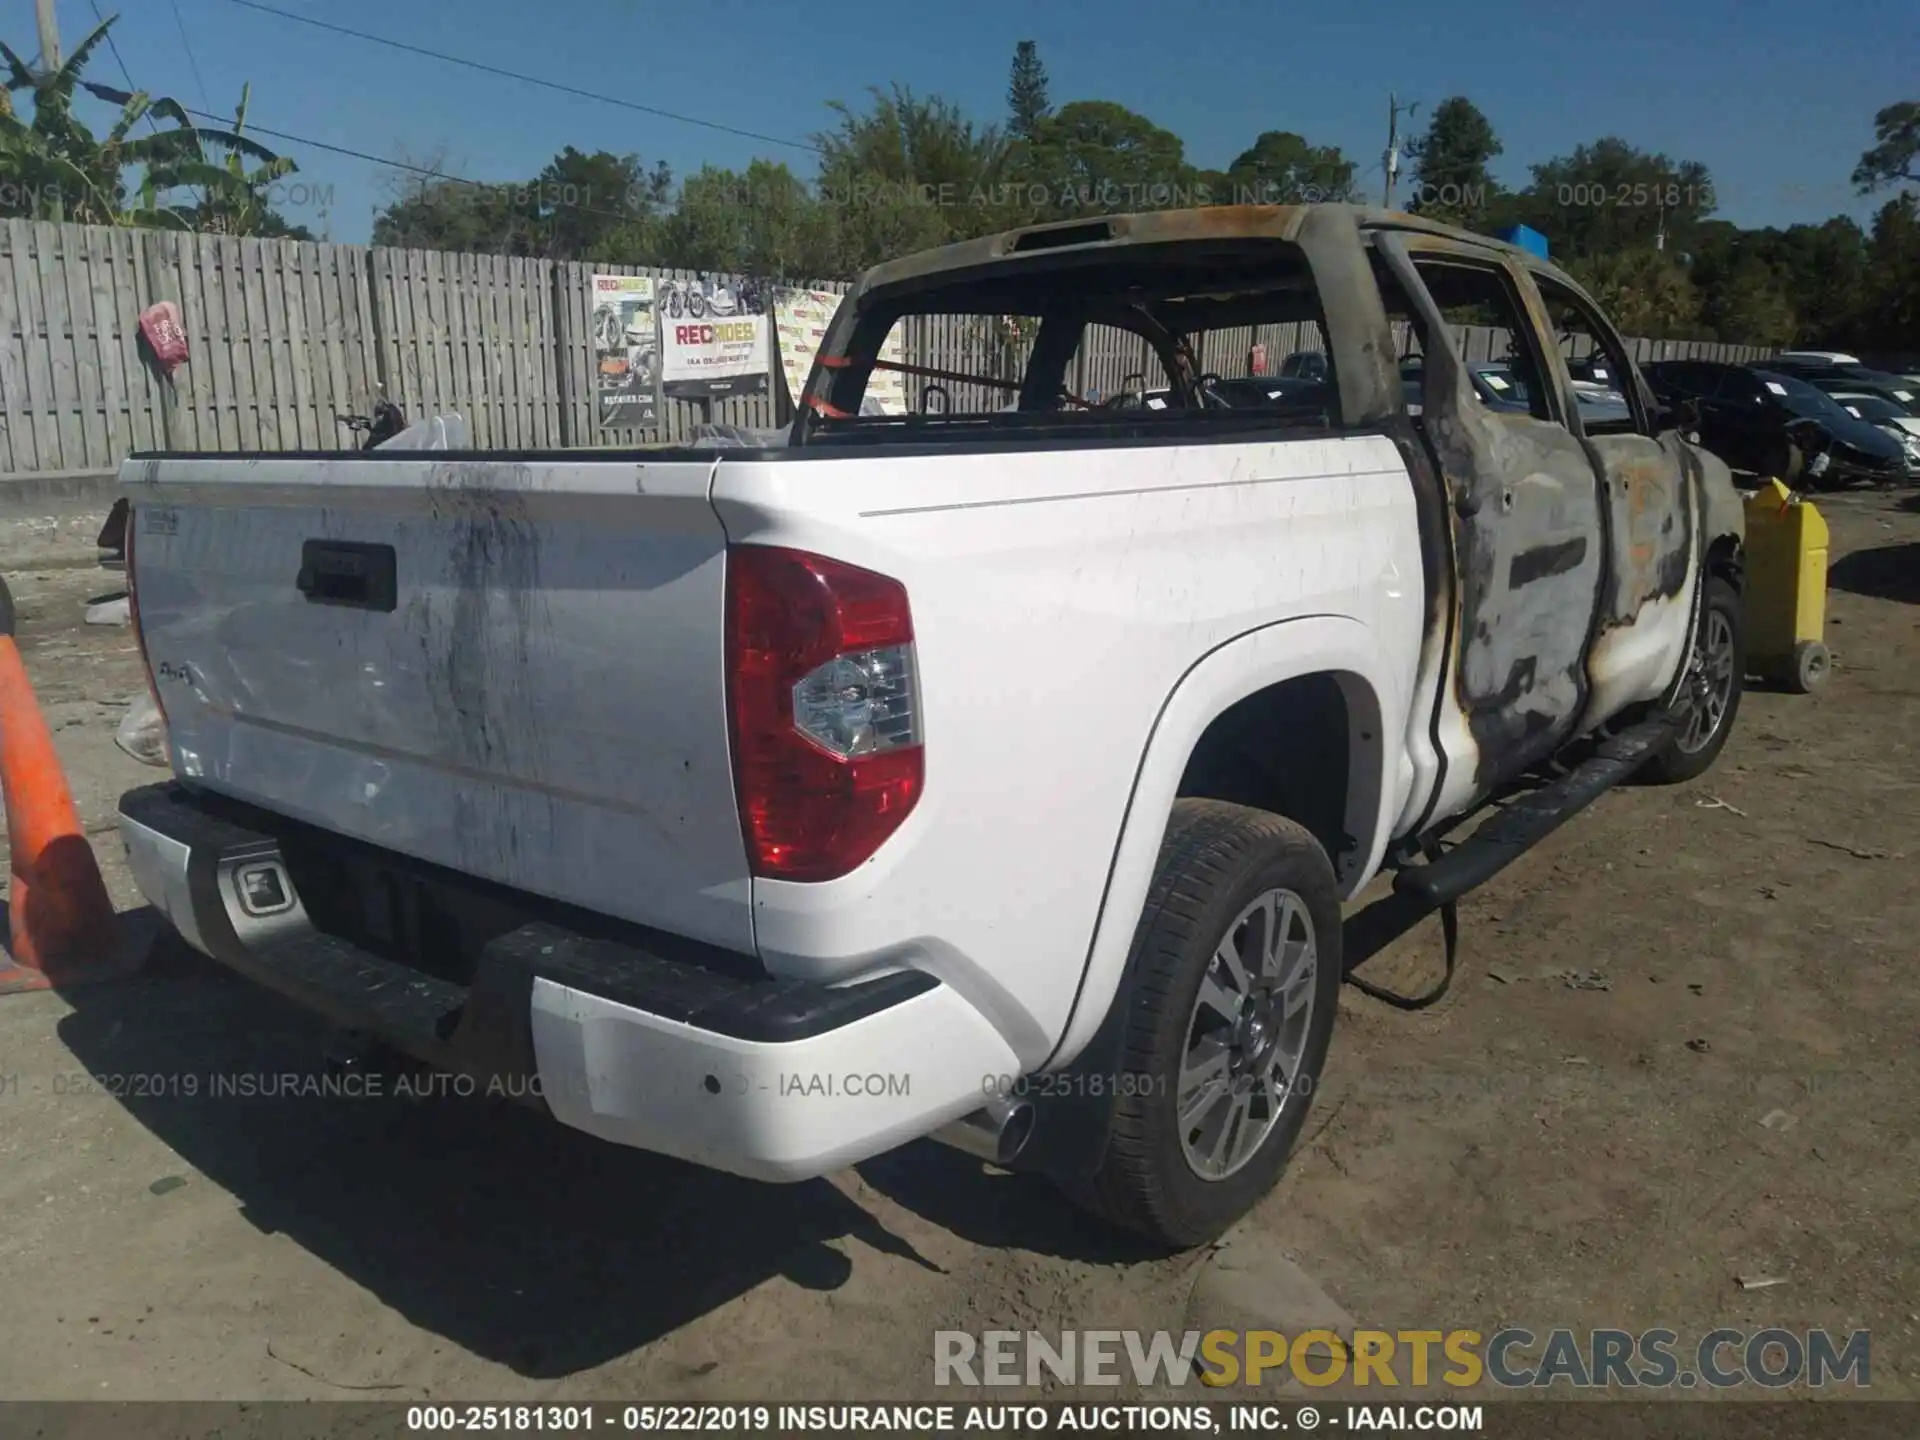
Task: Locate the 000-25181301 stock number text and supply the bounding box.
[982,1071,1182,1099]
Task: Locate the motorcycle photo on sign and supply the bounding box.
[591,274,660,429]
[658,277,772,401]
[660,277,760,321]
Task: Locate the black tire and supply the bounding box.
[1058,799,1343,1249]
[1642,573,1745,784]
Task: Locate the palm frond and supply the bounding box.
[248,154,296,185]
[81,79,136,106]
[190,127,284,166]
[36,17,119,110]
[0,40,39,93]
[125,204,196,231]
[144,95,199,131]
[119,128,208,166]
[147,158,251,197]
[59,18,120,79]
[107,93,154,146]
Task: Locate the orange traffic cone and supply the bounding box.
[0,578,136,994]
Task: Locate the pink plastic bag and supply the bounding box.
[139,301,188,374]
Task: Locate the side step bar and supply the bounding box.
[1392,714,1679,910]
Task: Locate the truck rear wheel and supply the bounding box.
[1061,800,1342,1249]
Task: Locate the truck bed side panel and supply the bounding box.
[711,435,1426,1066]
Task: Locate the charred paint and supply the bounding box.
[412,460,556,870]
[1509,536,1588,587]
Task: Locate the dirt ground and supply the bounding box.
[0,490,1915,1407]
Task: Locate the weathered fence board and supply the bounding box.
[372,247,561,449]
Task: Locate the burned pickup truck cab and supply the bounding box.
[117,205,1744,1251]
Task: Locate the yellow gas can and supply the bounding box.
[1741,478,1830,692]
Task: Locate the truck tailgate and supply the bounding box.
[124,454,753,953]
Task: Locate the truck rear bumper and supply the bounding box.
[118,783,1021,1182]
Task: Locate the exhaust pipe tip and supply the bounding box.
[931,1096,1036,1168]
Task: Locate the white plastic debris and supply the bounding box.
[85,594,131,626]
[691,424,789,449]
[373,413,472,450]
[114,690,170,767]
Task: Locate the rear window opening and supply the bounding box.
[797,239,1341,447]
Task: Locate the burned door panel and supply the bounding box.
[1577,433,1699,722]
[1374,236,1609,803]
[1445,413,1607,776]
[1516,272,1699,728]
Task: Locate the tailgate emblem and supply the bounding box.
[235,862,295,917]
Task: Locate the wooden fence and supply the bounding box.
[0,216,1774,477]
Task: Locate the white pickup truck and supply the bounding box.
[116,205,1746,1248]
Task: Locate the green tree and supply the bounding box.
[1222,130,1355,204]
[1507,137,1716,263]
[1405,96,1502,227]
[1,17,287,228]
[1027,100,1193,215]
[371,167,541,254]
[1697,256,1797,347]
[1007,41,1050,142]
[1565,248,1700,338]
[812,84,1014,263]
[1852,101,1920,195]
[533,146,670,260]
[1858,197,1920,350]
[656,159,840,278]
[155,83,310,237]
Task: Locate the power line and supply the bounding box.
[87,0,163,133]
[169,0,215,113]
[168,104,654,230]
[218,0,823,157]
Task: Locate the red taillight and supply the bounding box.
[725,545,923,882]
[124,509,168,724]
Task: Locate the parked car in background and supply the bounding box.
[1278,349,1329,382]
[1463,361,1532,411]
[1830,391,1920,475]
[1773,350,1862,367]
[1759,356,1920,415]
[1454,361,1631,427]
[1817,373,1920,416]
[1570,380,1632,428]
[1564,354,1622,389]
[1642,361,1908,488]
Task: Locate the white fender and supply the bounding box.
[1045,613,1409,1071]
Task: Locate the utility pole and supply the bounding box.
[34,0,61,73]
[1383,94,1417,209]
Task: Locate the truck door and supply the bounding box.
[1373,233,1607,812]
[1517,272,1700,728]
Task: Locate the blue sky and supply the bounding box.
[31,0,1920,244]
